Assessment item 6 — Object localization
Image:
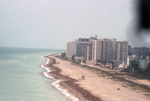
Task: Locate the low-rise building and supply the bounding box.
[139,59,147,69]
[127,55,148,69]
[127,55,138,67]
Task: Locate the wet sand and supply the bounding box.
[43,56,101,101]
[43,55,150,101]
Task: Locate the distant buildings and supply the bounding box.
[66,36,150,69]
[139,59,148,69]
[127,55,148,69]
[129,47,150,55]
[84,43,93,61]
[66,36,97,60]
[66,36,129,67]
[92,38,128,67]
[127,47,150,69]
[92,38,116,63]
[66,41,77,59]
[116,41,129,63]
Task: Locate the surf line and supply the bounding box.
[41,56,79,101]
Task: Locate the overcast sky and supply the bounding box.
[0,0,135,49]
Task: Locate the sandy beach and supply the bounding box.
[43,55,150,101]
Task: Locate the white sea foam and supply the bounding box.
[0,60,19,64]
[43,72,55,80]
[52,80,79,101]
[41,64,45,68]
[45,68,51,72]
[41,56,79,101]
[41,62,53,79]
[46,59,50,65]
[7,60,19,63]
[41,56,50,65]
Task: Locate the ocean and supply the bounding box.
[0,47,71,101]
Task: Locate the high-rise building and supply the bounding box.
[66,41,77,59]
[116,41,129,63]
[76,40,88,60]
[66,37,128,66]
[92,38,116,63]
[84,42,93,61]
[92,39,128,64]
[66,36,97,60]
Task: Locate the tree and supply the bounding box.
[96,59,102,63]
[96,59,105,64]
[130,60,140,72]
[111,60,115,68]
[71,55,75,60]
[147,62,150,71]
[61,52,66,58]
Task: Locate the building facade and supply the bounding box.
[66,41,77,59]
[130,47,150,55]
[66,37,129,66]
[66,36,97,60]
[92,38,116,63]
[139,59,148,69]
[116,41,129,63]
[92,39,128,65]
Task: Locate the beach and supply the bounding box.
[43,54,150,101]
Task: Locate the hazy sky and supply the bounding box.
[0,0,135,49]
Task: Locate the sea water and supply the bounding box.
[0,47,70,101]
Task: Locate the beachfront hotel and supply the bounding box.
[66,36,129,66]
[116,41,129,64]
[66,41,77,59]
[92,38,116,63]
[66,36,97,60]
[92,38,128,65]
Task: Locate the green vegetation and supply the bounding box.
[61,52,66,58]
[96,59,106,65]
[54,53,68,61]
[122,61,150,80]
[55,53,150,97]
[71,55,75,60]
[81,64,150,95]
[71,60,80,65]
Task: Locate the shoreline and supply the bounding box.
[41,57,78,101]
[42,55,101,101]
[42,54,150,101]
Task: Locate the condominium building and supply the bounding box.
[92,38,128,64]
[116,41,129,63]
[92,38,116,63]
[84,42,93,61]
[66,36,128,66]
[76,40,88,60]
[66,41,77,59]
[66,36,97,60]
